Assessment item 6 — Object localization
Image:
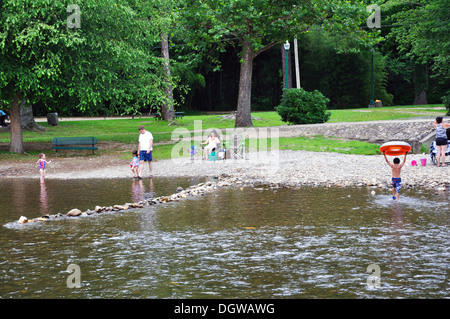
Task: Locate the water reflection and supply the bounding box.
[0,177,199,224]
[131,178,154,203]
[39,183,48,216]
[0,179,449,299]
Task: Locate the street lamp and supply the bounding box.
[284,40,290,89]
[369,47,375,107]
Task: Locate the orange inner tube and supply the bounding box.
[379,143,411,156]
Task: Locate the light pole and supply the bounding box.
[369,47,375,107]
[284,40,290,89]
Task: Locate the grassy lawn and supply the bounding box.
[0,104,445,160]
[278,135,380,155]
[328,104,446,123]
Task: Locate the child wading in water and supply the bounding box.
[130,150,140,178]
[383,151,407,200]
[36,153,51,183]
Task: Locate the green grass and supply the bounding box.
[0,112,285,144]
[0,104,445,160]
[278,135,380,155]
[328,104,446,123]
[155,135,380,161]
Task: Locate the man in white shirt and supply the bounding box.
[138,125,153,178]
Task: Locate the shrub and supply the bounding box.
[275,88,331,125]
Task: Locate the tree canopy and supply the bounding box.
[383,0,449,79]
[0,0,448,153]
[182,0,382,127]
[0,0,165,152]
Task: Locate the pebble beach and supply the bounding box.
[3,149,447,190]
[161,150,448,189]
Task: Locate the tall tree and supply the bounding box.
[183,0,380,127]
[0,0,162,153]
[161,33,175,121]
[136,0,190,121]
[383,0,449,105]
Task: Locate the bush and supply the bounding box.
[275,88,331,125]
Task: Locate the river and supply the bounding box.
[0,178,448,298]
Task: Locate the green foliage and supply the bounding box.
[383,0,449,79]
[0,0,165,115]
[276,88,330,125]
[182,0,383,126]
[299,30,393,108]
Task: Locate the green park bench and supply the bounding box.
[152,112,184,120]
[52,137,98,154]
[174,112,185,119]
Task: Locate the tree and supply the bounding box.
[160,33,175,121]
[135,0,182,121]
[298,30,393,108]
[0,0,162,153]
[383,0,449,79]
[383,0,449,105]
[183,0,381,127]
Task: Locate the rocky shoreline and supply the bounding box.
[156,149,448,189]
[6,149,448,226]
[12,175,246,225]
[3,150,448,188]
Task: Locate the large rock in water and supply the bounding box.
[18,216,28,224]
[67,209,82,217]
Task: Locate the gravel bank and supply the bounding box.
[3,150,447,190]
[159,150,449,190]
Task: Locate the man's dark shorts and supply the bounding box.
[140,150,153,162]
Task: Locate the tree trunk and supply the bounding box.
[235,39,254,127]
[414,89,427,105]
[9,93,25,153]
[21,103,46,132]
[413,62,428,105]
[161,33,174,121]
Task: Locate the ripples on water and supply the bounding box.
[0,178,449,298]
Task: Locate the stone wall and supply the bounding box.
[277,120,435,153]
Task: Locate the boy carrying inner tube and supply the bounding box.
[383,152,407,200]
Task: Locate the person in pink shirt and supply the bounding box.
[36,153,51,183]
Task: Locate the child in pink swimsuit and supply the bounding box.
[36,153,51,183]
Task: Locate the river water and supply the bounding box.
[0,178,448,299]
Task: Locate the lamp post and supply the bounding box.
[284,40,290,89]
[369,47,375,107]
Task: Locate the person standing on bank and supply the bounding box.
[138,125,153,178]
[433,117,450,167]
